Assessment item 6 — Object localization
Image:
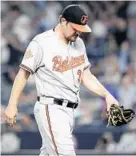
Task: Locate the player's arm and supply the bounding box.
[4,40,42,126]
[81,68,119,111]
[4,68,30,126]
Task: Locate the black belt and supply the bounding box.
[37,96,78,109]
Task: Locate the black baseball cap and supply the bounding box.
[61,4,91,33]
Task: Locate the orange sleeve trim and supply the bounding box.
[19,64,34,74]
[83,64,91,71]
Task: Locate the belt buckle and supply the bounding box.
[63,99,69,107]
[73,103,77,109]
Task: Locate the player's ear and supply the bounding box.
[59,15,62,23]
[59,16,67,25]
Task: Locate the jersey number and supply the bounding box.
[77,69,82,83]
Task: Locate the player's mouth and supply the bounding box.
[73,34,78,38]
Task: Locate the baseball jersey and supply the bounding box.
[20,29,90,103]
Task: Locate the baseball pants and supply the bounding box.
[34,101,76,156]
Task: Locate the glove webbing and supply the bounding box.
[107,105,132,127]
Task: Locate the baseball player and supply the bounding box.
[4,5,119,156]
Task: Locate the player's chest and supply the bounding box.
[42,43,85,73]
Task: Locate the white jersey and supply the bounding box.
[20,29,90,103]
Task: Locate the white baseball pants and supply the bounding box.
[34,101,76,156]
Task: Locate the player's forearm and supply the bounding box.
[8,68,30,106]
[82,69,110,98]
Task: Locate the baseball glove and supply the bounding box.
[107,104,135,126]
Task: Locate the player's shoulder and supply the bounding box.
[75,37,85,49]
[32,29,55,43]
[75,37,85,46]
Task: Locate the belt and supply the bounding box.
[37,96,78,109]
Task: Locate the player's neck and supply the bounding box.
[54,24,69,45]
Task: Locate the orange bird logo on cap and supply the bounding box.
[81,15,88,24]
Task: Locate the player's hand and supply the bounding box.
[4,105,18,127]
[105,94,119,112]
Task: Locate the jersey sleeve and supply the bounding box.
[19,40,43,74]
[83,50,91,70]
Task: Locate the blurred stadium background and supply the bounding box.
[1,1,136,155]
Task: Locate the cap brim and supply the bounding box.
[71,23,91,33]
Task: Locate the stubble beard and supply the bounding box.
[67,34,78,42]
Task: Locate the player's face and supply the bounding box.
[63,22,81,42]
